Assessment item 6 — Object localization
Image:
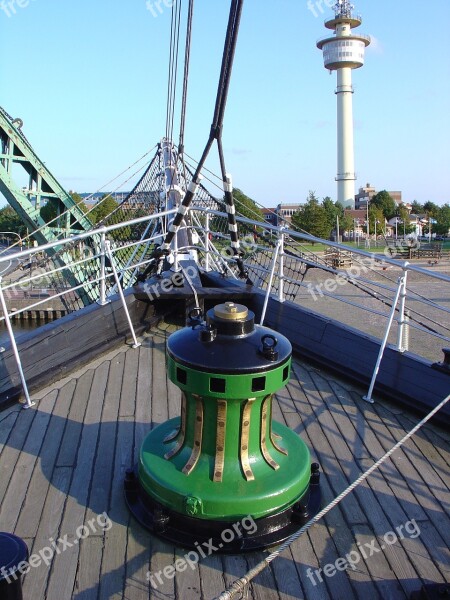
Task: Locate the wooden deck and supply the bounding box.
[0,321,449,599]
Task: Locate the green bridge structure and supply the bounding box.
[0,107,239,310]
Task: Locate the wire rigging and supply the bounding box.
[157,0,248,280]
[166,0,183,143]
[179,0,194,155]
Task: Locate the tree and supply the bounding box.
[291,191,330,240]
[371,190,397,220]
[0,206,27,238]
[368,205,385,235]
[322,196,337,232]
[411,200,423,214]
[396,205,414,236]
[89,194,119,224]
[422,201,440,217]
[335,202,353,235]
[232,188,265,222]
[421,201,441,236]
[40,192,88,224]
[434,204,450,236]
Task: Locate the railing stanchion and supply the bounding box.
[278,227,285,303]
[402,309,410,352]
[0,276,35,409]
[260,239,282,326]
[105,241,141,349]
[363,275,405,404]
[97,231,109,306]
[396,266,409,352]
[205,211,211,272]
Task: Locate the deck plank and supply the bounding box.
[120,346,139,418]
[22,466,72,599]
[0,389,57,532]
[45,368,97,600]
[98,415,135,600]
[15,381,76,538]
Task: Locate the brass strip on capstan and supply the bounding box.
[260,396,280,470]
[240,398,255,481]
[164,393,187,459]
[213,400,227,482]
[269,395,288,456]
[182,395,204,475]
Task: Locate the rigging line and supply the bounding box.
[170,0,183,144]
[166,2,176,140]
[94,149,161,227]
[214,392,450,600]
[6,148,157,252]
[211,0,241,132]
[327,254,450,334]
[158,0,245,260]
[184,151,223,182]
[179,0,194,153]
[340,273,450,334]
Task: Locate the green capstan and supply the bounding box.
[125,301,321,550]
[137,302,312,521]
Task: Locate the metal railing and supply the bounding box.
[0,207,449,407]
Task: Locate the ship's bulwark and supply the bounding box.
[1,275,449,425]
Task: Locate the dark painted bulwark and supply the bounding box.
[0,289,157,409]
[1,274,448,424]
[257,297,450,424]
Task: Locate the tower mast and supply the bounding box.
[317,0,370,208]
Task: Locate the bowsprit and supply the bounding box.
[125,302,321,551]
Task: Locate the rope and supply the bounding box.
[158,0,245,271]
[166,0,183,143]
[3,147,156,253]
[214,392,450,600]
[179,0,194,154]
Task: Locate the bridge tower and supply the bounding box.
[317,1,370,208]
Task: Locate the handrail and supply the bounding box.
[0,207,448,369]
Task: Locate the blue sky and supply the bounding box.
[1,0,449,207]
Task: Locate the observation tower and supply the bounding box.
[317,0,370,208]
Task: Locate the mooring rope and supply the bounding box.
[214,392,450,600]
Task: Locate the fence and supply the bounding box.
[0,207,449,405]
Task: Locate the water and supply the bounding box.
[0,320,40,345]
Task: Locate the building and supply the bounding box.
[261,208,278,227]
[276,203,303,225]
[355,186,411,212]
[344,208,392,239]
[354,183,376,210]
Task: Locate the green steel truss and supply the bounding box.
[0,107,98,305]
[0,107,93,242]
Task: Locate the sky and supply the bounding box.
[1,0,449,208]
